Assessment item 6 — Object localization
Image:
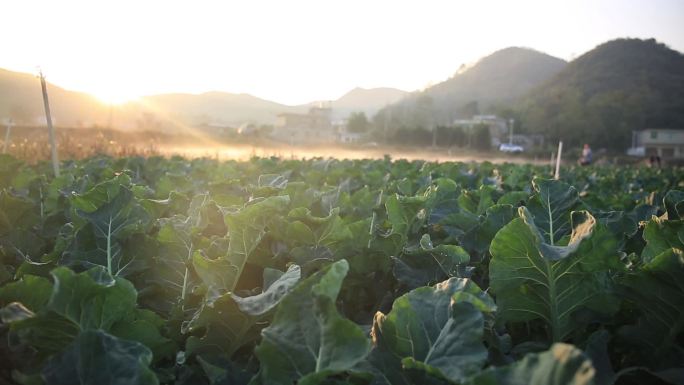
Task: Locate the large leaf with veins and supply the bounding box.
[42,330,158,385]
[250,260,370,385]
[526,178,580,246]
[490,207,621,342]
[67,187,148,276]
[619,247,684,363]
[185,264,301,358]
[222,195,290,293]
[368,278,494,384]
[466,343,596,385]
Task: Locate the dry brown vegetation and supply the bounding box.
[1,125,546,164]
[1,126,186,161]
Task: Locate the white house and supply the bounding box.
[271,104,336,144]
[338,131,363,144]
[631,128,684,159]
[453,115,510,147]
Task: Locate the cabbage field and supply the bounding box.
[0,154,682,385]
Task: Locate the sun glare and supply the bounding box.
[93,90,137,105]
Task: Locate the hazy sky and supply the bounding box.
[3,0,683,105]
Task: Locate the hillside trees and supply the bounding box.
[347,112,370,133]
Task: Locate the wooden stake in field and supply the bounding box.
[554,141,563,180]
[3,119,13,154]
[39,71,60,177]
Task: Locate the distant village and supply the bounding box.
[4,102,684,161]
[210,105,684,160]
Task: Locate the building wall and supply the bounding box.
[637,129,684,145]
[636,129,684,158]
[272,108,335,143]
[338,132,363,143]
[454,115,512,147]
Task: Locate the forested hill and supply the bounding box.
[425,47,568,112]
[377,47,567,127]
[519,38,684,149]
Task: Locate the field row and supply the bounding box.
[0,155,682,385]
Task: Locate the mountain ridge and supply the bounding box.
[2,38,681,146]
[0,68,108,126]
[519,38,684,148]
[377,46,568,127]
[0,67,408,127]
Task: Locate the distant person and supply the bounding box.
[649,155,661,168]
[579,143,592,166]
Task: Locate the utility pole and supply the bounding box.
[554,141,563,180]
[3,119,13,154]
[40,71,60,177]
[508,118,514,145]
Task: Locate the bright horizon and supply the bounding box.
[3,0,684,105]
